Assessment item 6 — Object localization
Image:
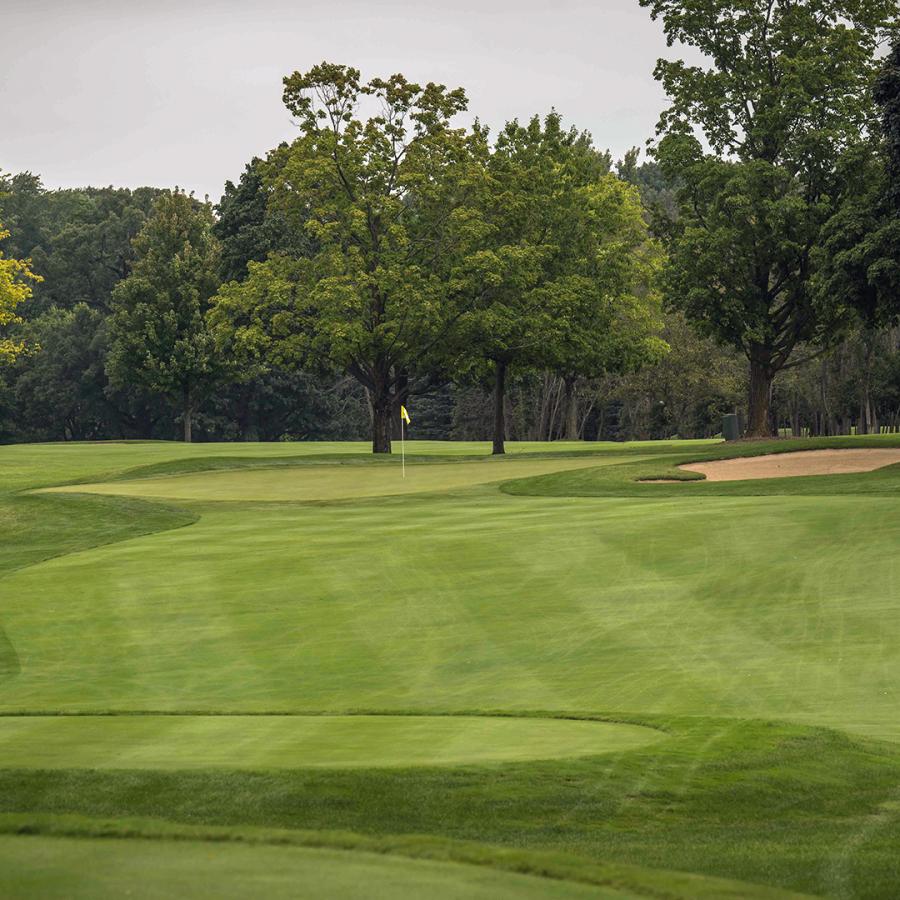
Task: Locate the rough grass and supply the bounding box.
[0,823,807,900]
[0,717,897,897]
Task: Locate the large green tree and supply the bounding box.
[642,0,897,436]
[542,178,666,441]
[211,63,492,453]
[107,192,223,442]
[880,37,900,214]
[464,114,664,453]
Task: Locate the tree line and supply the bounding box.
[1,1,898,449]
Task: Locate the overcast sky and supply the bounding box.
[3,0,689,202]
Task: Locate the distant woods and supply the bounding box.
[1,8,899,447]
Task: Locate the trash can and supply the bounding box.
[722,413,741,442]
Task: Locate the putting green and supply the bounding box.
[0,715,662,769]
[0,835,630,899]
[42,455,638,502]
[8,439,900,896]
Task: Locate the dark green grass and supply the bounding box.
[502,434,900,498]
[1,716,898,897]
[0,826,803,900]
[0,493,196,578]
[102,445,667,483]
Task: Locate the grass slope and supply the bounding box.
[0,835,633,900]
[2,437,900,897]
[4,487,899,738]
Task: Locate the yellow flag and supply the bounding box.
[400,405,411,425]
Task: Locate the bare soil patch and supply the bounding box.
[677,448,900,482]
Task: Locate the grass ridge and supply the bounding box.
[0,814,811,899]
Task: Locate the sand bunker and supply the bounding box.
[676,448,900,482]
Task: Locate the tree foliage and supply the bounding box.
[815,39,900,333]
[213,156,305,283]
[0,220,40,365]
[12,304,111,439]
[107,192,223,441]
[7,40,899,448]
[458,114,665,452]
[211,63,497,452]
[642,0,898,435]
[0,174,162,315]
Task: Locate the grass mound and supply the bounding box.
[0,835,634,900]
[503,434,900,497]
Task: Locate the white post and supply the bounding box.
[401,419,406,478]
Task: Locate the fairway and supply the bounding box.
[5,485,900,738]
[4,438,900,898]
[0,715,663,768]
[0,836,631,899]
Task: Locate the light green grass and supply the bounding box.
[0,715,662,768]
[4,488,900,738]
[42,455,643,502]
[1,439,705,492]
[0,835,633,899]
[4,436,900,897]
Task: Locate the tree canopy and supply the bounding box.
[643,0,898,435]
[815,39,900,330]
[0,174,162,315]
[107,192,223,442]
[4,37,900,447]
[0,220,40,365]
[211,63,497,452]
[459,114,665,452]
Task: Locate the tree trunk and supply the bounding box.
[746,359,774,438]
[139,406,155,439]
[392,371,409,440]
[372,394,392,453]
[240,384,259,441]
[492,359,507,455]
[536,373,554,441]
[547,377,564,440]
[563,375,579,441]
[183,388,194,443]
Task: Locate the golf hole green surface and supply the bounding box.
[0,715,663,769]
[0,835,631,899]
[43,456,637,502]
